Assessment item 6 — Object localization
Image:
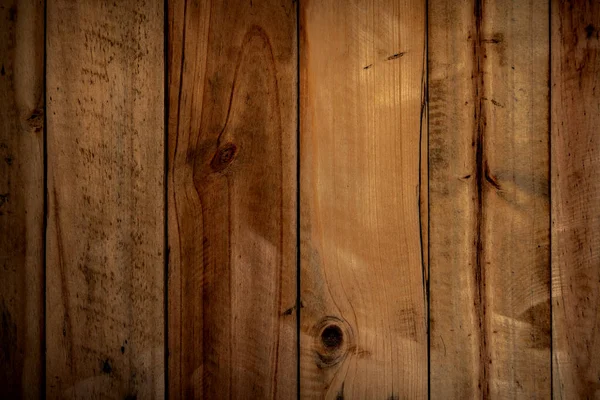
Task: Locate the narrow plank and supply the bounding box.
[552,1,600,398]
[429,0,550,397]
[300,1,427,398]
[0,0,44,397]
[428,0,480,397]
[46,0,165,397]
[482,0,551,396]
[167,0,297,398]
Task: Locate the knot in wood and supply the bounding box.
[313,316,353,368]
[211,143,237,172]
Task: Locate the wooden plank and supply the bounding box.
[0,0,44,397]
[482,0,551,396]
[167,0,297,398]
[552,1,600,398]
[45,0,165,397]
[299,0,427,397]
[429,0,550,397]
[428,0,480,397]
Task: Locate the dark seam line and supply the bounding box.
[295,1,301,399]
[548,0,553,397]
[164,0,169,397]
[42,0,48,397]
[474,0,488,396]
[424,0,430,397]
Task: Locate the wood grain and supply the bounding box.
[552,1,600,398]
[428,0,480,397]
[46,0,165,397]
[0,0,44,397]
[481,1,550,397]
[429,0,550,397]
[299,0,427,398]
[167,0,297,398]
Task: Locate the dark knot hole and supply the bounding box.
[321,325,343,350]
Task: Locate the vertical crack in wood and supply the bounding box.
[473,0,489,396]
[419,2,430,395]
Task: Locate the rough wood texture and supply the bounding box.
[552,1,600,398]
[481,1,550,397]
[428,0,480,397]
[167,0,297,398]
[0,0,44,397]
[429,0,550,397]
[46,0,165,397]
[300,0,427,398]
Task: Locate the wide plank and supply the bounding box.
[481,0,551,397]
[428,0,480,397]
[0,0,44,397]
[478,0,551,399]
[429,0,550,397]
[167,0,297,398]
[300,0,428,398]
[551,1,600,398]
[46,0,165,397]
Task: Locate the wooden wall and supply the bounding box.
[0,0,599,398]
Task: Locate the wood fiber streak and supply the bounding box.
[0,0,44,397]
[167,0,297,398]
[300,0,427,398]
[552,1,600,398]
[46,0,165,397]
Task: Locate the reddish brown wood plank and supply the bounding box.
[552,1,600,398]
[167,0,297,397]
[46,0,165,397]
[0,0,44,397]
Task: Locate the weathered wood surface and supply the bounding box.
[300,0,428,398]
[428,0,480,396]
[1,1,599,398]
[0,0,44,397]
[552,1,600,398]
[430,0,551,397]
[167,0,297,398]
[46,0,165,397]
[481,1,551,397]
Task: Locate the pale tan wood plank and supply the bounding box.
[482,0,551,397]
[300,1,427,398]
[0,0,44,397]
[167,0,297,398]
[46,0,165,397]
[428,0,481,397]
[552,1,600,398]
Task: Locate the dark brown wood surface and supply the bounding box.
[0,1,599,398]
[0,0,44,397]
[167,0,297,398]
[46,0,165,397]
[552,1,600,398]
